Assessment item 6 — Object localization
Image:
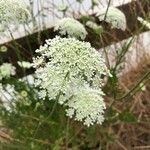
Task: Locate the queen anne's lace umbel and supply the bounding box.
[54,18,87,40]
[65,86,106,126]
[96,7,126,30]
[0,0,30,24]
[33,36,108,126]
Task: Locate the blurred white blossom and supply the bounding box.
[0,63,16,80]
[54,17,87,40]
[0,0,30,26]
[96,7,126,30]
[33,36,109,126]
[17,61,32,69]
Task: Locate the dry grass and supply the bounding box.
[107,53,150,150]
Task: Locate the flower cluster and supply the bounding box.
[96,7,126,30]
[0,0,30,25]
[18,61,32,69]
[33,36,108,126]
[0,63,16,80]
[54,18,87,40]
[65,86,106,126]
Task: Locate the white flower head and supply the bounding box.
[0,0,30,25]
[96,7,126,30]
[33,36,108,126]
[66,86,106,126]
[0,63,16,80]
[54,17,87,40]
[17,61,32,69]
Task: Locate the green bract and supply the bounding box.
[33,36,108,126]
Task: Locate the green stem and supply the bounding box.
[116,70,150,100]
[113,37,134,72]
[104,0,112,21]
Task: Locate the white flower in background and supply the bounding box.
[0,0,30,25]
[54,18,87,40]
[65,86,106,126]
[96,7,126,30]
[137,17,150,29]
[33,36,109,126]
[17,61,32,69]
[0,63,16,80]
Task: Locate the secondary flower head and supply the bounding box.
[0,63,16,80]
[0,0,30,25]
[66,86,106,126]
[96,7,126,30]
[33,36,108,126]
[54,17,87,40]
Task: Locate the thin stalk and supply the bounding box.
[104,0,112,21]
[116,70,150,100]
[113,37,134,72]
